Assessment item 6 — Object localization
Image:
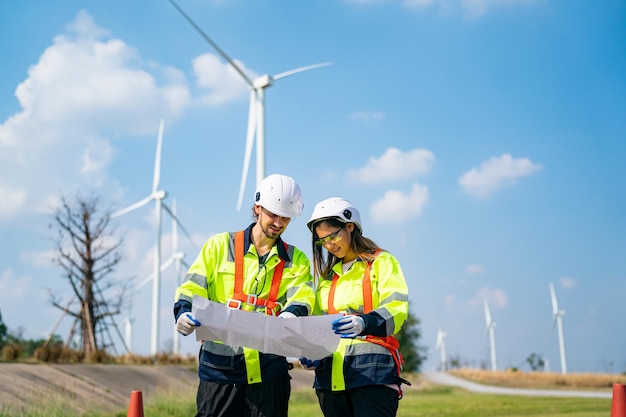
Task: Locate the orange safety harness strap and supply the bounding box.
[229,230,286,315]
[327,252,406,389]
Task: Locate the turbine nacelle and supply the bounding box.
[152,190,167,200]
[253,75,273,89]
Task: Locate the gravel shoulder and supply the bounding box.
[0,363,316,413]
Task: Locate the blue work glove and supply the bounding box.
[278,311,296,319]
[175,313,201,336]
[332,315,365,338]
[299,357,319,370]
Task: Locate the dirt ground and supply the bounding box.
[0,363,316,414]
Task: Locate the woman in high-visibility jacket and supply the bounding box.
[173,174,315,417]
[303,197,410,417]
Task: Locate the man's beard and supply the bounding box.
[262,224,283,240]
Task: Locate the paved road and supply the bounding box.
[423,371,612,399]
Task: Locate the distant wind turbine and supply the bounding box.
[169,199,190,356]
[436,327,447,371]
[167,0,333,210]
[112,119,167,356]
[483,300,497,372]
[112,120,195,356]
[549,282,567,374]
[123,198,194,354]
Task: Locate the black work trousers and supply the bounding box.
[195,374,290,417]
[316,385,399,417]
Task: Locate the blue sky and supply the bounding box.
[1,0,624,373]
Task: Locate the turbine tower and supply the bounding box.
[436,327,447,371]
[483,300,497,372]
[168,199,189,355]
[167,0,333,210]
[112,120,195,355]
[549,282,567,374]
[112,119,167,356]
[122,197,195,354]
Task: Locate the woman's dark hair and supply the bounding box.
[310,218,385,278]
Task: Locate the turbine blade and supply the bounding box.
[111,195,153,218]
[236,91,257,211]
[171,199,179,252]
[152,119,165,193]
[167,0,254,87]
[135,257,175,291]
[272,61,334,80]
[162,202,199,249]
[549,282,558,314]
[136,273,154,291]
[160,256,176,272]
[436,328,444,348]
[483,300,492,326]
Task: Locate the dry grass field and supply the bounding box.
[449,368,626,390]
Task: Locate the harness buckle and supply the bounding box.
[266,301,283,316]
[246,294,258,306]
[226,299,241,310]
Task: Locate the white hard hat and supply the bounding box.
[254,174,304,218]
[307,197,361,232]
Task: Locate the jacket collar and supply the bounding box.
[243,223,290,261]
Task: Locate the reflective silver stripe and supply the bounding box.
[284,281,312,298]
[178,293,193,303]
[227,232,236,262]
[345,341,390,356]
[370,307,397,335]
[189,273,208,289]
[284,245,295,268]
[202,340,244,355]
[380,292,409,304]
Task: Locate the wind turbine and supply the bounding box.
[122,198,194,355]
[549,282,567,374]
[435,327,447,371]
[483,300,497,372]
[168,199,190,356]
[112,119,167,356]
[167,0,333,210]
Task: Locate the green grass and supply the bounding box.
[2,385,612,417]
[289,386,612,417]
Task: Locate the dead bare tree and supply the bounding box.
[49,192,126,357]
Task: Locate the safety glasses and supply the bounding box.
[315,228,343,246]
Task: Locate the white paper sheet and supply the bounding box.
[191,295,341,360]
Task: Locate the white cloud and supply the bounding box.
[370,183,429,224]
[403,0,542,17]
[466,264,486,274]
[0,269,32,302]
[348,147,435,184]
[471,286,508,309]
[192,53,252,106]
[444,294,456,308]
[559,277,576,289]
[0,11,190,222]
[347,111,385,123]
[404,0,434,7]
[20,250,56,268]
[458,153,542,199]
[81,139,115,185]
[344,0,388,4]
[0,187,27,219]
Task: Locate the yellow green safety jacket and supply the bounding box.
[174,223,315,384]
[312,251,409,391]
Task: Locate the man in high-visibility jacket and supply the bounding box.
[174,174,315,417]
